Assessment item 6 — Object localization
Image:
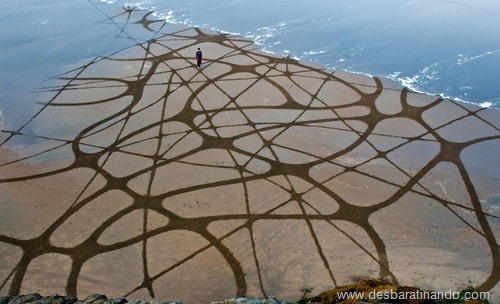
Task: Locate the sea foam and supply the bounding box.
[97,0,500,110]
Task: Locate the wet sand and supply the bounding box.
[1,3,499,303]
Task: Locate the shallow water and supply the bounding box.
[1,0,499,134]
[0,0,143,135]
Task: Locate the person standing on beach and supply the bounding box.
[195,48,203,68]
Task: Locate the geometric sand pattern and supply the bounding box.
[1,5,499,303]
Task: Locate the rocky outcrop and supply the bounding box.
[0,280,490,304]
[0,295,289,304]
[0,294,180,304]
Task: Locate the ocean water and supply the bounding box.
[0,0,499,133]
[102,0,500,108]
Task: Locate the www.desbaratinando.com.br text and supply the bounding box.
[337,289,491,301]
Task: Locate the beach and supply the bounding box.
[0,2,499,303]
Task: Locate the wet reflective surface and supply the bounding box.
[0,3,499,303]
[99,0,500,106]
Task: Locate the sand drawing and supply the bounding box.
[1,5,499,302]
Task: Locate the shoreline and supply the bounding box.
[94,1,500,111]
[0,2,499,303]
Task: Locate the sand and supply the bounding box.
[0,4,499,304]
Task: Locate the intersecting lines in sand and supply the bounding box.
[0,5,499,303]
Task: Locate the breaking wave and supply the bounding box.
[98,0,500,109]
